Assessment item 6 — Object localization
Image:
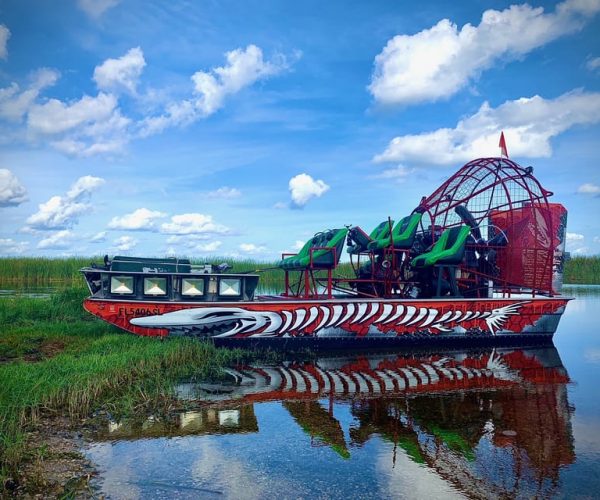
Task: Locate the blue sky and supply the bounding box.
[0,0,599,259]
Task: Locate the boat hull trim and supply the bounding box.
[84,296,568,341]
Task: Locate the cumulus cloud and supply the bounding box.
[567,232,584,241]
[577,183,600,195]
[37,230,75,249]
[587,56,600,72]
[91,231,107,242]
[374,90,600,165]
[29,92,118,135]
[93,47,146,95]
[113,235,137,252]
[25,175,104,230]
[370,165,414,182]
[239,243,267,254]
[139,45,292,136]
[0,68,60,122]
[159,213,230,235]
[0,24,9,60]
[26,89,131,156]
[0,169,28,206]
[369,0,600,106]
[108,208,166,230]
[207,186,241,199]
[289,173,330,207]
[195,241,222,253]
[77,0,120,18]
[0,238,28,255]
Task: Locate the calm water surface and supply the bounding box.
[84,286,600,499]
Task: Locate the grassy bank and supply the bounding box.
[0,287,247,491]
[0,256,358,292]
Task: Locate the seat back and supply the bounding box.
[371,220,392,240]
[411,225,471,268]
[391,212,422,248]
[312,228,348,267]
[348,220,392,254]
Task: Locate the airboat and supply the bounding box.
[81,153,570,345]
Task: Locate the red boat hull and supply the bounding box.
[84,296,568,341]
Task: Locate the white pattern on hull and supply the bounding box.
[129,301,530,338]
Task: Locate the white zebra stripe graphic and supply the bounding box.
[131,301,529,337]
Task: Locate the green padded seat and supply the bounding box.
[279,228,348,270]
[347,220,393,254]
[411,226,471,268]
[368,212,422,251]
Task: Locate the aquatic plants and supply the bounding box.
[0,255,598,287]
[0,288,246,488]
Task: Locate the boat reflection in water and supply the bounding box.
[98,345,574,498]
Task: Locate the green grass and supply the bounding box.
[0,256,358,292]
[563,256,600,285]
[0,256,598,289]
[0,287,247,485]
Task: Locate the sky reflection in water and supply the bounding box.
[85,286,600,499]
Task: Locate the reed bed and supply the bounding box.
[563,256,600,285]
[0,257,358,291]
[0,287,247,484]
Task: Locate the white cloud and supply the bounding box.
[566,232,584,241]
[108,208,167,230]
[369,0,600,106]
[587,56,600,72]
[0,238,28,255]
[113,235,137,252]
[27,91,130,157]
[0,68,60,122]
[77,0,120,18]
[577,183,600,195]
[0,24,9,60]
[165,234,210,245]
[28,92,118,135]
[37,230,75,249]
[572,246,590,254]
[239,243,267,254]
[195,241,222,253]
[138,45,292,136]
[159,213,230,235]
[25,175,104,230]
[371,165,414,182]
[207,186,241,199]
[67,175,106,199]
[91,231,107,242]
[375,90,600,165]
[0,169,28,206]
[289,173,330,207]
[93,47,146,95]
[594,236,600,243]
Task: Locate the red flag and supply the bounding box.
[499,131,508,157]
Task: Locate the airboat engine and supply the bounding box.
[419,157,568,297]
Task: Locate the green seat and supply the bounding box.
[347,220,393,254]
[368,212,422,251]
[411,226,471,268]
[279,228,348,270]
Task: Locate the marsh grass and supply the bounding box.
[563,256,600,285]
[0,257,358,292]
[0,287,246,483]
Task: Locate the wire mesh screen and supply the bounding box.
[420,157,563,294]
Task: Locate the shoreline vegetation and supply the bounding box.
[0,255,598,287]
[0,285,251,495]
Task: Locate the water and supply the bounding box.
[0,287,59,299]
[78,285,600,499]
